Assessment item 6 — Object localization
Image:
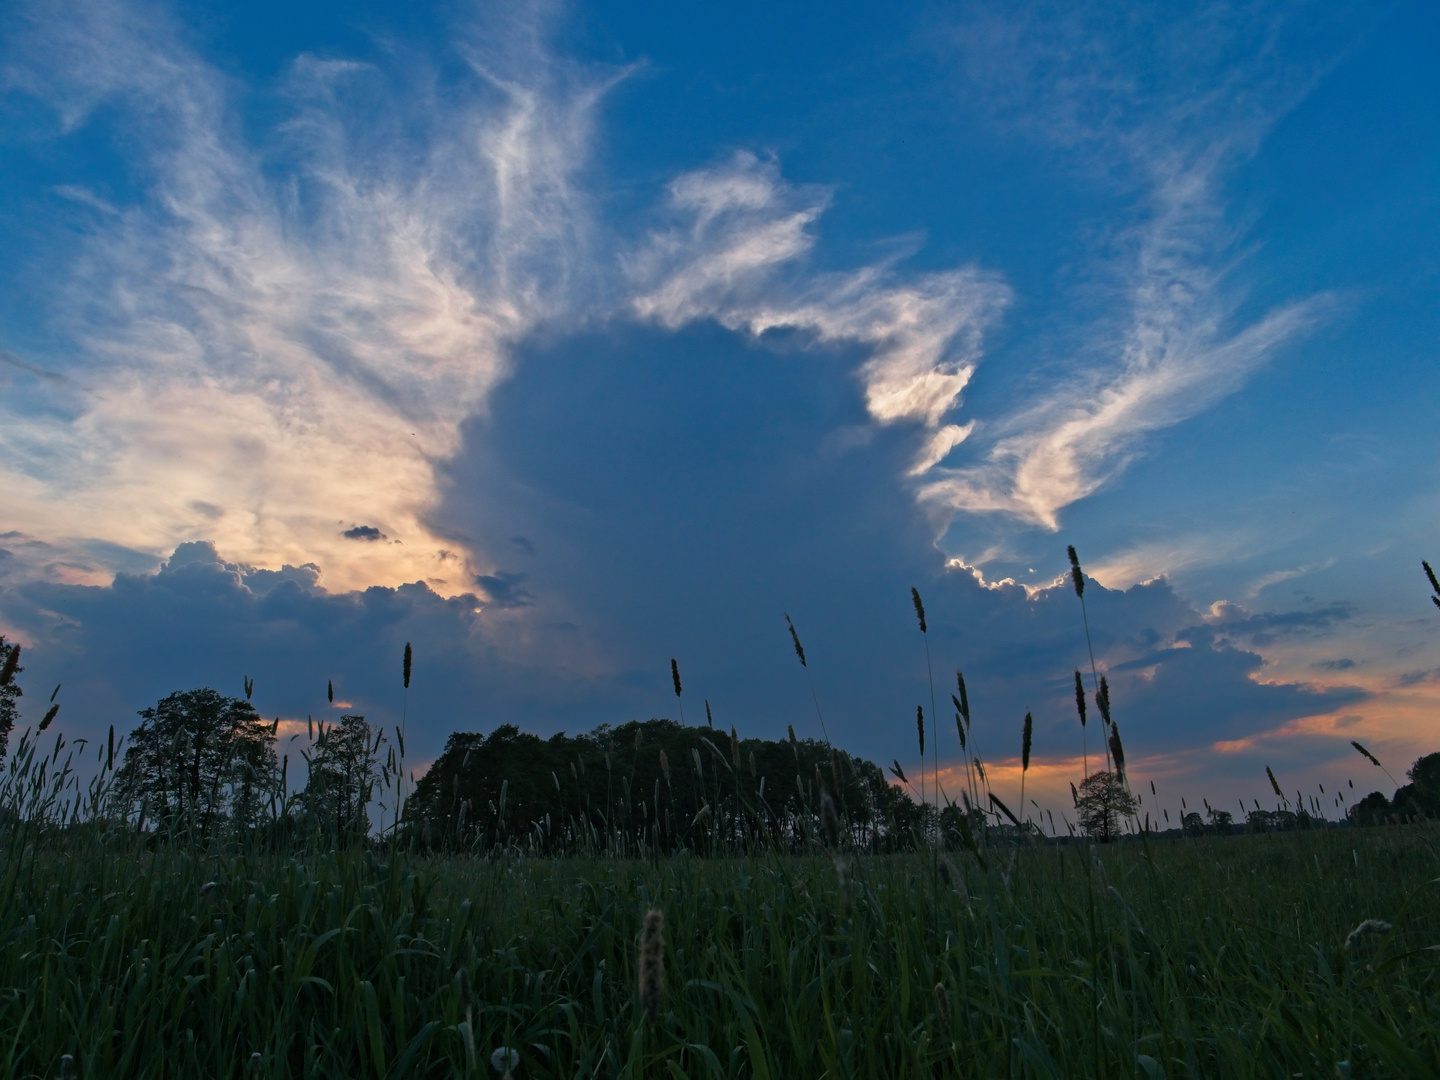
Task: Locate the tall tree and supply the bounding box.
[302,714,381,840]
[1074,771,1137,843]
[0,637,21,761]
[119,688,277,837]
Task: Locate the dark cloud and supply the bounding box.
[423,319,1368,766]
[1313,658,1356,671]
[475,572,532,609]
[342,525,386,541]
[1204,600,1356,647]
[0,322,1373,789]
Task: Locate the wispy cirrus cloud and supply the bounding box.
[0,0,611,593]
[628,152,1012,433]
[916,0,1338,531]
[2,4,1012,598]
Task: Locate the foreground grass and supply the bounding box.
[2,826,1438,1079]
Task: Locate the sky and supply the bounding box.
[2,0,1438,825]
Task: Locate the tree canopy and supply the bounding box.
[1074,771,1137,843]
[0,637,20,761]
[299,714,382,840]
[118,688,276,837]
[405,718,921,853]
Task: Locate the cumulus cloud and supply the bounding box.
[0,538,627,762]
[0,528,1368,788]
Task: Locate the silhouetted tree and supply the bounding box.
[1348,791,1392,826]
[1390,752,1440,821]
[406,718,917,854]
[301,714,381,841]
[1207,808,1234,832]
[1075,771,1136,843]
[0,637,20,761]
[119,688,276,837]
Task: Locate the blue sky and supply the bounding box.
[2,0,1438,819]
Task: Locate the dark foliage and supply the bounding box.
[0,637,19,761]
[1390,752,1440,821]
[1246,809,1316,832]
[117,688,276,838]
[1074,771,1136,843]
[300,714,382,840]
[404,718,923,853]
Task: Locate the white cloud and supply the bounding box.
[916,1,1333,531]
[0,0,610,593]
[629,153,1012,428]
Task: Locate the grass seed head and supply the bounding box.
[37,703,59,733]
[670,658,682,698]
[1108,723,1125,782]
[917,705,925,755]
[639,908,666,1018]
[403,642,412,689]
[1067,544,1085,597]
[1350,740,1382,768]
[1266,765,1284,800]
[60,1055,75,1080]
[784,612,807,667]
[955,671,970,726]
[1074,671,1087,727]
[1022,712,1033,771]
[911,587,927,633]
[0,641,21,687]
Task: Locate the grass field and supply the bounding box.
[3,824,1438,1079]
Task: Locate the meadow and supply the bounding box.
[3,821,1437,1079]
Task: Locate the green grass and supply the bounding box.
[3,825,1439,1079]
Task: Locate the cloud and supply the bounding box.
[0,0,614,593]
[51,184,118,215]
[423,317,1370,777]
[1202,599,1356,647]
[474,571,532,609]
[628,152,1012,429]
[916,1,1334,530]
[342,526,386,542]
[0,524,1368,792]
[0,350,68,386]
[2,6,1010,600]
